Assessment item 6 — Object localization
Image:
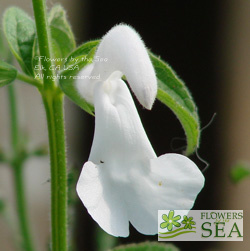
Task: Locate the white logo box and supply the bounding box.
[158,210,243,241]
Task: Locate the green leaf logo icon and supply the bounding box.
[181,215,196,229]
[160,210,181,231]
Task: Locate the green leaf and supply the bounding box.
[31,145,48,157]
[0,147,6,163]
[64,40,99,67]
[48,4,76,63]
[111,242,179,251]
[59,41,98,115]
[67,168,79,206]
[0,60,17,87]
[0,198,5,213]
[96,227,117,251]
[3,7,36,76]
[0,31,5,56]
[230,162,250,183]
[150,53,200,155]
[0,30,11,62]
[32,37,41,77]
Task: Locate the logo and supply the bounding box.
[158,210,243,241]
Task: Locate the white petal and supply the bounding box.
[77,154,204,236]
[89,77,156,164]
[124,153,205,235]
[76,63,95,104]
[76,24,157,109]
[76,161,129,237]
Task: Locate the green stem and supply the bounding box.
[32,0,67,251]
[32,0,68,250]
[16,72,43,89]
[13,163,34,251]
[8,84,18,151]
[42,92,67,251]
[8,84,35,251]
[32,0,56,90]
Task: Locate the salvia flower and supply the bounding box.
[76,24,204,237]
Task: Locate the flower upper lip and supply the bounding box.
[76,24,157,110]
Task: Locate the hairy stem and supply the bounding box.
[8,84,35,251]
[32,0,67,251]
[32,0,68,249]
[42,92,67,251]
[16,72,43,89]
[32,0,56,90]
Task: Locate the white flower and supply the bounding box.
[76,24,205,237]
